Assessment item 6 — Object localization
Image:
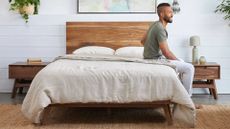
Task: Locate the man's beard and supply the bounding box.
[164,16,173,23]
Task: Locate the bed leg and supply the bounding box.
[40,107,51,125]
[163,104,173,125]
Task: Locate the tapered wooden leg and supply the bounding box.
[211,80,218,99]
[209,88,213,95]
[163,104,173,125]
[11,80,18,98]
[19,87,23,94]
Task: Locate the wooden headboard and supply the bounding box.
[66,22,152,54]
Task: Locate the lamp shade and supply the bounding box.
[190,36,200,46]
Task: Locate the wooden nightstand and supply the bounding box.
[192,62,221,99]
[8,62,49,98]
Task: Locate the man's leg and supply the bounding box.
[170,60,194,96]
[170,60,203,109]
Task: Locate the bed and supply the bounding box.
[21,22,195,127]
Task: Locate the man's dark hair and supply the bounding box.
[157,3,171,16]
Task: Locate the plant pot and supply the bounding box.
[19,4,35,15]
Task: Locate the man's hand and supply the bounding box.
[141,32,147,45]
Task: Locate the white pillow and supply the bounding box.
[72,46,115,55]
[115,46,144,58]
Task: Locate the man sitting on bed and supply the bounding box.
[141,3,201,109]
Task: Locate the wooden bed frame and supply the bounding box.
[43,22,173,125]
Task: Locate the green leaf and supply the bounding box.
[215,0,230,21]
[9,0,40,23]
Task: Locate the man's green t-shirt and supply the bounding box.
[143,21,168,59]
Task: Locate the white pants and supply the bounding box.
[170,60,194,96]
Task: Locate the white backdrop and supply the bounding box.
[0,0,230,94]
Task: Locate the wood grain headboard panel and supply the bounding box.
[66,22,152,54]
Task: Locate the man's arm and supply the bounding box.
[141,32,147,45]
[159,41,178,60]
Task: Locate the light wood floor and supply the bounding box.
[0,93,230,105]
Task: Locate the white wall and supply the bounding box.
[0,0,230,94]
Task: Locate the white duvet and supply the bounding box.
[21,54,195,127]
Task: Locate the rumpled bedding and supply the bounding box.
[21,54,195,127]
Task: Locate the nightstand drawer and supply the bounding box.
[9,66,44,79]
[194,66,220,79]
[8,62,49,98]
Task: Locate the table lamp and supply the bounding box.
[190,36,200,63]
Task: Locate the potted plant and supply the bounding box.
[215,0,230,21]
[9,0,40,23]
